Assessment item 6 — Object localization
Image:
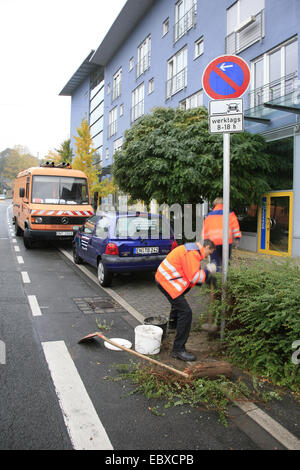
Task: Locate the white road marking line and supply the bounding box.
[17,256,24,264]
[59,246,300,450]
[14,245,20,252]
[42,341,113,450]
[234,401,300,450]
[28,295,42,316]
[21,271,31,284]
[12,238,17,243]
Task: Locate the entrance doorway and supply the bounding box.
[258,191,293,256]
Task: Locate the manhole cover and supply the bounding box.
[73,297,121,314]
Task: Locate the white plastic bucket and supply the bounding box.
[134,325,163,355]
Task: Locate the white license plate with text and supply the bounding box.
[134,247,159,254]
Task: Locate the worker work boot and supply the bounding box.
[172,350,196,362]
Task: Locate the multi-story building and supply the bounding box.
[59,0,300,258]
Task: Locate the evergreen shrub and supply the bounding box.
[212,260,300,391]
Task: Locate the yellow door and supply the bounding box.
[258,191,293,257]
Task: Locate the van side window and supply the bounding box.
[26,177,30,200]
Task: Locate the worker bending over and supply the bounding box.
[202,197,241,272]
[155,239,216,362]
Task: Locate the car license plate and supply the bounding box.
[56,231,73,236]
[134,247,159,254]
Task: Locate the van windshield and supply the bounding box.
[31,176,89,205]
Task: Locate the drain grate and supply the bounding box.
[73,296,122,314]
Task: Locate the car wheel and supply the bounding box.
[23,228,33,249]
[73,243,83,264]
[97,260,112,287]
[14,218,22,237]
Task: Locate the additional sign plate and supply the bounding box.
[202,55,250,100]
[209,98,244,133]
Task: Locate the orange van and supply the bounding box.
[13,162,94,248]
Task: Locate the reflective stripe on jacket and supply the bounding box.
[155,242,207,299]
[201,204,241,245]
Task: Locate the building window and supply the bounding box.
[120,104,124,116]
[249,37,298,108]
[108,107,118,138]
[174,0,197,43]
[107,83,111,95]
[129,57,134,71]
[112,68,122,102]
[162,18,169,36]
[148,78,154,94]
[105,148,109,160]
[226,0,265,54]
[179,90,203,110]
[113,137,123,154]
[166,47,187,99]
[131,83,144,123]
[137,35,151,78]
[194,37,204,59]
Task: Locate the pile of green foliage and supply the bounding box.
[210,260,300,391]
[112,361,280,426]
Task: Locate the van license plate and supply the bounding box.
[134,247,159,254]
[56,231,73,236]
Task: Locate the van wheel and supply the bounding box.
[14,219,22,237]
[97,260,112,287]
[23,228,33,249]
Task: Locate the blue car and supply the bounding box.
[73,211,177,286]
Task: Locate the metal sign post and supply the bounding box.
[202,54,251,341]
[221,132,230,341]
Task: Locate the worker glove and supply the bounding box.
[233,238,240,248]
[206,263,217,274]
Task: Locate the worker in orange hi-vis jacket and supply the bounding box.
[202,197,242,273]
[155,239,216,362]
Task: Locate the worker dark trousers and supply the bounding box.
[210,244,232,272]
[156,283,192,352]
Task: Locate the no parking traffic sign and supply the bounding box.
[202,55,250,100]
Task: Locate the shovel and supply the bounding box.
[78,331,232,379]
[201,281,218,334]
[78,331,189,379]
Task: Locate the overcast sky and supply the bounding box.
[0,0,126,158]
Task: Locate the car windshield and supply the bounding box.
[32,176,89,205]
[115,216,171,239]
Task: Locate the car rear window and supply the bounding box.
[115,216,171,239]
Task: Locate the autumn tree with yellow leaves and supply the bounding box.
[72,119,116,205]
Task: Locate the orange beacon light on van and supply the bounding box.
[13,162,94,249]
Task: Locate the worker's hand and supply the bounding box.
[233,238,240,248]
[206,263,217,274]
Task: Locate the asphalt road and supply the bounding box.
[0,199,299,452]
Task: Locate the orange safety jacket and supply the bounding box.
[155,242,207,299]
[201,204,241,246]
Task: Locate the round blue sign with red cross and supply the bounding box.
[202,55,250,100]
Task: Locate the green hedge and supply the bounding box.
[211,260,300,391]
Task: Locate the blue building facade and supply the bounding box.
[60,0,300,258]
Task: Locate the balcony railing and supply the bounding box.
[247,71,298,109]
[166,67,187,99]
[174,4,197,43]
[136,52,151,78]
[225,9,264,54]
[131,100,144,123]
